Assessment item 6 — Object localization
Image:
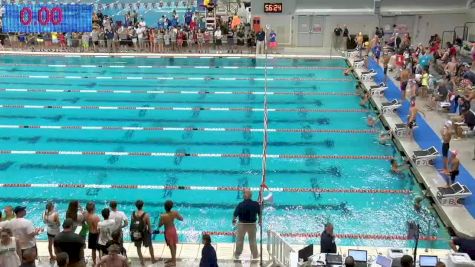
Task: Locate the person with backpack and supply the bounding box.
[130,200,156,265]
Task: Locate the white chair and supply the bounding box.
[412,146,439,166]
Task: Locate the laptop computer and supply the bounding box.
[376,255,393,267]
[348,249,368,267]
[419,255,438,267]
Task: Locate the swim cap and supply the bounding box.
[445,120,452,127]
[451,150,458,156]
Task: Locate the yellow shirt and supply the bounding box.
[422,73,429,87]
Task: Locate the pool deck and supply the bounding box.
[33,240,451,266]
[351,58,475,238]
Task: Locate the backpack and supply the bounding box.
[130,211,146,242]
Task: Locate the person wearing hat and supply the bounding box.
[95,244,128,267]
[8,206,40,262]
[54,218,86,267]
[441,120,453,173]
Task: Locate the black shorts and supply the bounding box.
[98,244,108,255]
[134,232,152,248]
[450,170,459,184]
[94,41,99,46]
[408,120,416,129]
[215,39,222,46]
[442,142,450,157]
[88,233,99,250]
[47,233,56,238]
[384,67,388,75]
[401,81,408,91]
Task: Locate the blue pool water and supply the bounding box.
[0,55,449,248]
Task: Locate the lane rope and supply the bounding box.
[0,63,346,70]
[201,231,437,241]
[0,88,358,96]
[0,74,354,82]
[0,150,393,160]
[0,125,380,134]
[0,183,410,194]
[0,105,369,113]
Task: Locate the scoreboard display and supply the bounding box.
[264,3,283,13]
[2,4,93,33]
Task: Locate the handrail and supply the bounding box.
[267,230,299,267]
[441,31,455,48]
[462,22,475,41]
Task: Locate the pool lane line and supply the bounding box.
[0,74,353,82]
[0,105,369,113]
[0,88,358,96]
[201,231,438,241]
[0,125,379,134]
[1,62,346,70]
[0,150,393,160]
[0,183,410,194]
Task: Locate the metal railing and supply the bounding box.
[267,230,299,267]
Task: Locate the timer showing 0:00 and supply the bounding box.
[20,6,63,26]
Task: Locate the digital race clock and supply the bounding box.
[264,3,283,13]
[2,4,93,33]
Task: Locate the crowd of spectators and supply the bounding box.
[0,9,277,54]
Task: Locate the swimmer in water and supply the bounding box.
[379,130,392,145]
[359,91,370,107]
[390,159,409,173]
[344,67,353,76]
[367,114,380,127]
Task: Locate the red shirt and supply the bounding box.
[449,46,457,57]
[190,21,197,31]
[396,55,405,67]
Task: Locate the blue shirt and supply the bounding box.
[233,199,260,223]
[200,244,218,267]
[185,11,193,24]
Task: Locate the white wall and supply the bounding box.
[412,13,469,45]
[321,15,379,47]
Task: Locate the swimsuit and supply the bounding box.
[442,143,450,157]
[164,225,178,247]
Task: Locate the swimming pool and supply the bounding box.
[0,54,449,248]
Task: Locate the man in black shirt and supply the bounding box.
[320,223,336,253]
[342,25,349,51]
[54,218,86,267]
[334,25,342,50]
[256,28,266,55]
[451,236,475,259]
[233,189,261,259]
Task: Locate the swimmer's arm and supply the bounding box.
[175,211,183,221]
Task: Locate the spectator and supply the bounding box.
[97,208,116,257]
[9,206,40,262]
[450,236,475,260]
[43,201,60,261]
[19,247,36,267]
[104,230,126,256]
[342,25,349,51]
[56,252,69,267]
[233,189,260,259]
[214,28,223,53]
[109,201,128,237]
[85,202,100,265]
[3,206,15,221]
[400,255,413,267]
[65,201,84,233]
[54,218,86,267]
[159,200,183,265]
[320,223,336,253]
[334,25,342,49]
[256,28,265,55]
[95,244,129,267]
[0,228,21,266]
[200,233,218,267]
[131,200,156,265]
[345,256,355,267]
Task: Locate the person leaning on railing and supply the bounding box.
[232,189,261,260]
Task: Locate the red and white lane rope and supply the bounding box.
[0,88,357,96]
[0,150,393,160]
[0,125,379,134]
[1,63,346,70]
[0,74,353,82]
[0,183,411,194]
[201,231,437,241]
[0,105,369,113]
